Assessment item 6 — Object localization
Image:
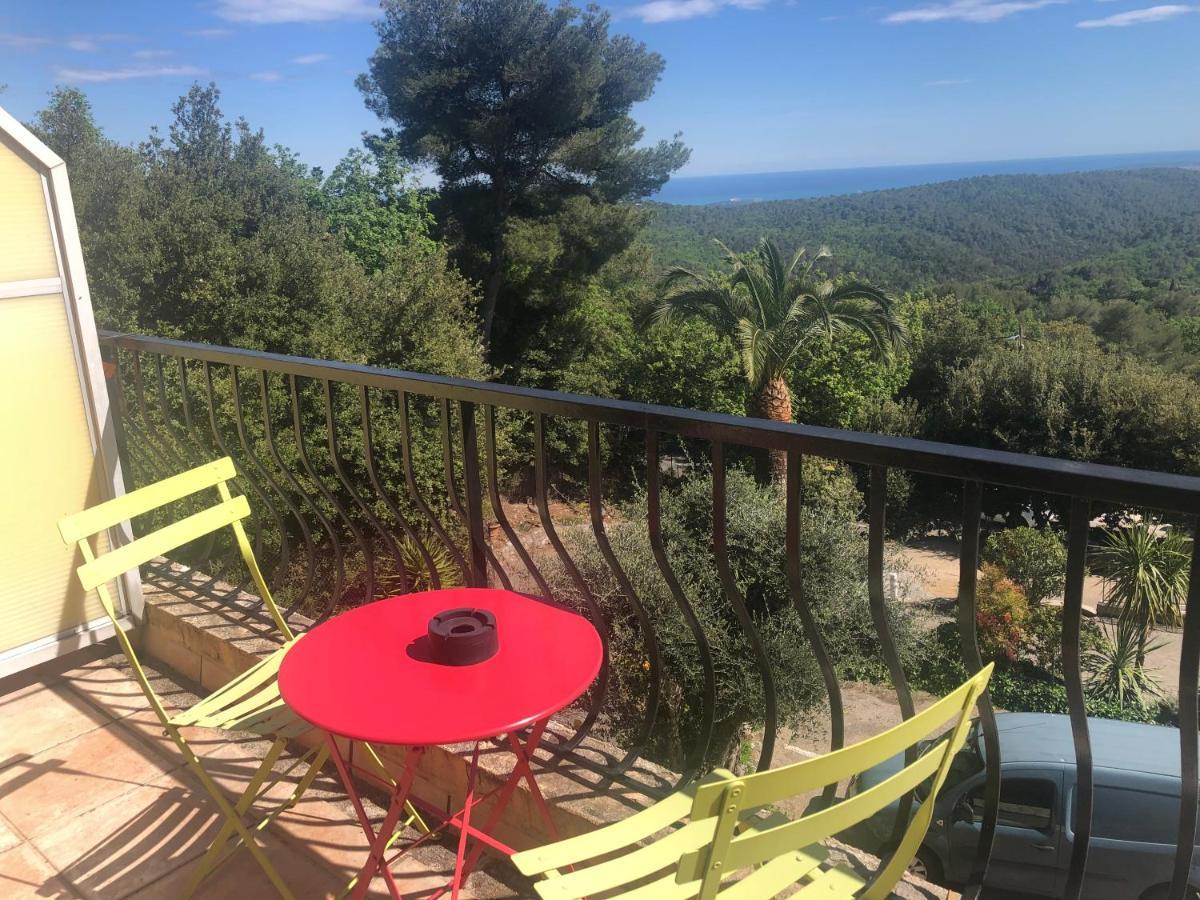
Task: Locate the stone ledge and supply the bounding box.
[138,562,954,899]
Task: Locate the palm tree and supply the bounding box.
[651,238,907,482]
[1093,519,1190,664]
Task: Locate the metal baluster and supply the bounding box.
[958,481,1001,895]
[396,390,470,583]
[785,450,843,807]
[458,400,490,589]
[324,379,406,604]
[202,361,269,585]
[440,399,508,589]
[229,367,295,600]
[1062,497,1093,900]
[534,412,609,753]
[258,371,318,615]
[1169,529,1200,900]
[128,352,175,485]
[589,420,662,774]
[178,358,219,572]
[289,374,364,621]
[868,466,917,845]
[485,405,550,596]
[360,385,433,593]
[711,442,777,771]
[647,429,716,785]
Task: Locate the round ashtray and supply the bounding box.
[427,608,498,666]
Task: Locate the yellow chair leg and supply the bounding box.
[181,738,293,900]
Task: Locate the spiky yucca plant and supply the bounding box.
[1094,519,1190,663]
[651,239,906,482]
[1083,617,1165,709]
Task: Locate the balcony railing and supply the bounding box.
[98,329,1200,900]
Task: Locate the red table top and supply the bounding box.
[278,588,604,746]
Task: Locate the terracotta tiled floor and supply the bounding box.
[0,654,528,899]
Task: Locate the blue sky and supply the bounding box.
[1,0,1197,177]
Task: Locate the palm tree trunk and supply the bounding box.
[750,376,792,485]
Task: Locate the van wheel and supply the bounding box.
[906,846,943,885]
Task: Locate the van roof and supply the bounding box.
[991,713,1179,778]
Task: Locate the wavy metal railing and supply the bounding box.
[98,330,1200,900]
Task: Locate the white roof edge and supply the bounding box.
[0,103,65,172]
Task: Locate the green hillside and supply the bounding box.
[645,168,1200,288]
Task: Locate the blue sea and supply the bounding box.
[653,151,1200,206]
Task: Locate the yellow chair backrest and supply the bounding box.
[58,456,293,641]
[682,663,994,900]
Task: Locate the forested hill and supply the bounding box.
[645,168,1200,287]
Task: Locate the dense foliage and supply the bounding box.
[546,465,911,771]
[359,0,688,362]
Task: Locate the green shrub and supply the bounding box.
[976,563,1031,663]
[909,623,1171,725]
[546,463,914,772]
[1021,605,1104,676]
[982,527,1068,605]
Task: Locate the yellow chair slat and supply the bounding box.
[689,670,983,819]
[58,457,236,544]
[513,774,718,876]
[716,847,829,900]
[171,644,291,726]
[534,818,719,900]
[76,495,250,590]
[675,741,947,882]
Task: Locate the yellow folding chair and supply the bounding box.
[58,456,421,899]
[513,664,993,899]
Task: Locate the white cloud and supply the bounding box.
[251,70,284,81]
[627,0,766,23]
[885,0,1067,24]
[57,64,208,83]
[188,28,234,38]
[1077,4,1197,27]
[1,31,129,51]
[291,52,331,64]
[213,0,377,23]
[0,32,51,48]
[133,49,173,59]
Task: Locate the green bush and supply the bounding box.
[1021,605,1103,676]
[983,527,1068,605]
[547,463,914,772]
[909,623,1172,726]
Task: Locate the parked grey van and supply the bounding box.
[850,712,1199,898]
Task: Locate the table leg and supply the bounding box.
[456,717,561,883]
[326,734,423,900]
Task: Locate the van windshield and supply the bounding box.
[914,722,984,800]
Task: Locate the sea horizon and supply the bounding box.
[653,150,1200,206]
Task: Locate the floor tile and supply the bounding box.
[0,683,112,770]
[0,721,177,840]
[272,794,448,899]
[0,842,77,899]
[0,812,22,854]
[31,770,220,900]
[125,831,342,900]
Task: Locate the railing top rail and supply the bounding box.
[99,330,1200,514]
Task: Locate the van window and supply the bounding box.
[1088,786,1179,844]
[970,778,1055,831]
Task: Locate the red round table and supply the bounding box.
[279,588,603,899]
